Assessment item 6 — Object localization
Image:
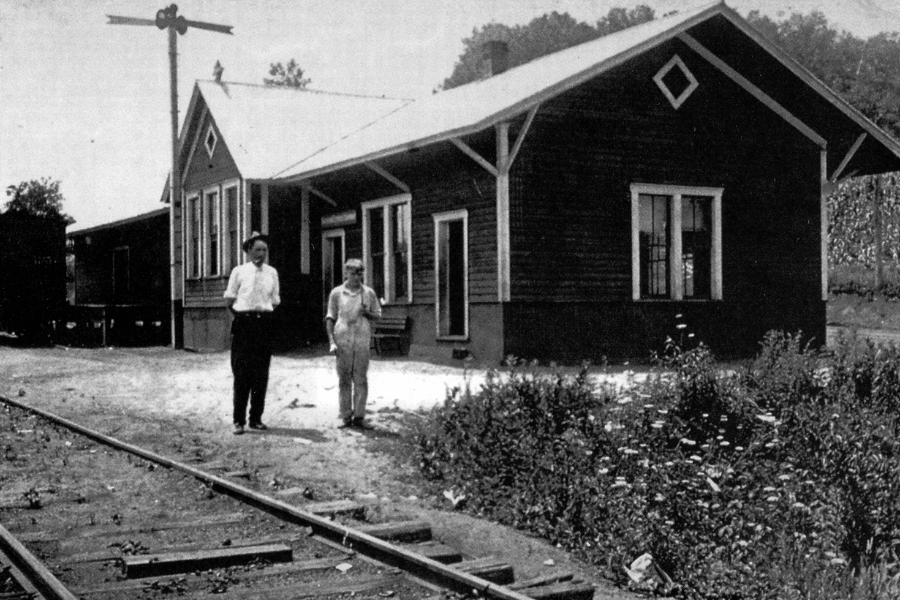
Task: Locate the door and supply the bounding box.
[434,210,468,339]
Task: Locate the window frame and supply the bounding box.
[203,185,222,278]
[221,180,240,273]
[433,208,469,341]
[631,183,722,301]
[361,193,412,304]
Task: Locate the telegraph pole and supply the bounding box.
[107,5,232,348]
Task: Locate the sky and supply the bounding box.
[3,0,900,232]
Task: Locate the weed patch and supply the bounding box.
[416,336,900,599]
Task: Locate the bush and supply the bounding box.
[416,337,900,599]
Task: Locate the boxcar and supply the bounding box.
[0,212,67,344]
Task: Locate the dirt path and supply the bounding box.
[0,343,637,600]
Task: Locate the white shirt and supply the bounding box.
[224,261,281,312]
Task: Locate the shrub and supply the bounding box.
[416,336,900,599]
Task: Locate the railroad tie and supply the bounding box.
[356,520,432,543]
[455,556,515,585]
[122,542,293,578]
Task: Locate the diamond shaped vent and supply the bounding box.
[204,126,217,157]
[653,55,698,110]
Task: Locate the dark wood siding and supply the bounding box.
[72,211,170,307]
[506,37,823,360]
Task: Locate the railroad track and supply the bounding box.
[0,395,596,600]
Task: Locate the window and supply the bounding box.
[186,194,200,279]
[223,182,239,271]
[631,184,722,301]
[434,210,468,339]
[362,194,412,303]
[204,187,221,277]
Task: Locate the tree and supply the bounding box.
[746,11,900,139]
[264,59,311,88]
[439,6,655,90]
[4,177,74,225]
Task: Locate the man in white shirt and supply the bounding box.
[224,232,280,435]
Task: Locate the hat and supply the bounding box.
[242,231,269,253]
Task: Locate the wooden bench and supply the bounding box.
[372,315,410,355]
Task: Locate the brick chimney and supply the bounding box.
[481,40,509,78]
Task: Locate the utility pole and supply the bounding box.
[107,5,232,348]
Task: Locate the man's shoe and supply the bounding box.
[233,424,245,435]
[248,422,268,431]
[352,416,371,430]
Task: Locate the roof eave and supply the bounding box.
[275,3,726,184]
[716,4,900,166]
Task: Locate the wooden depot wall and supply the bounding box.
[503,38,825,362]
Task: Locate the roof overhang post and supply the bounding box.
[301,185,310,274]
[496,122,511,302]
[261,183,269,234]
[821,149,828,301]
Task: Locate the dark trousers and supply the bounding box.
[231,312,273,426]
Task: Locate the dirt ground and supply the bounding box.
[0,342,638,600]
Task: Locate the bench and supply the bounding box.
[372,315,410,355]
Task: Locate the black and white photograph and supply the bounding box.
[3,0,900,597]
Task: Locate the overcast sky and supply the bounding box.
[3,0,899,231]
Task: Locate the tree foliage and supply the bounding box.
[264,59,311,89]
[439,6,655,90]
[4,178,74,225]
[746,11,900,139]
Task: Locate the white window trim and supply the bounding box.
[185,192,201,280]
[433,208,469,341]
[322,228,346,295]
[631,183,722,301]
[204,124,218,157]
[361,193,413,304]
[203,185,222,278]
[222,179,240,273]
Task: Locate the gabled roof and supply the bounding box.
[68,207,169,237]
[183,1,900,184]
[185,82,411,180]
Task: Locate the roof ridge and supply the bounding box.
[197,79,413,102]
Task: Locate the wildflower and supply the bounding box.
[792,502,806,510]
[706,477,721,493]
[598,468,609,475]
[623,448,639,455]
[690,455,702,462]
[681,438,697,446]
[617,397,633,404]
[766,496,778,502]
[651,421,664,429]
[778,474,791,481]
[756,414,777,423]
[657,409,668,414]
[720,441,730,447]
[735,446,744,451]
[676,324,687,330]
[763,486,777,492]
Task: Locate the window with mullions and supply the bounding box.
[631,184,722,301]
[187,194,200,279]
[362,194,412,303]
[224,184,239,271]
[204,188,220,277]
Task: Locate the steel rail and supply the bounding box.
[0,522,78,600]
[0,396,535,600]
